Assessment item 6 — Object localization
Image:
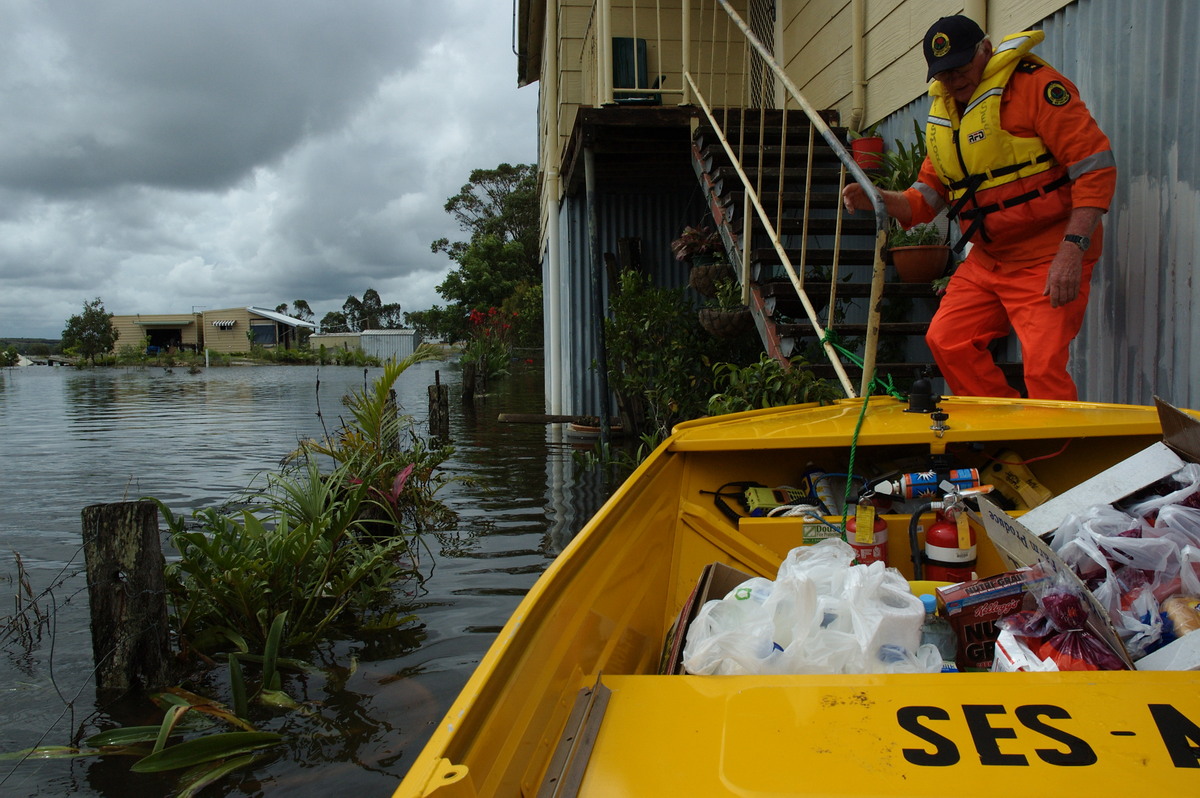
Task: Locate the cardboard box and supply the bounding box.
[936,567,1049,671]
[971,399,1200,671]
[660,562,754,675]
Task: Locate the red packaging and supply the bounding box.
[936,568,1049,671]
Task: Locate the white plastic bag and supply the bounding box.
[682,539,934,675]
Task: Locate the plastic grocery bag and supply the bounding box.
[682,539,937,675]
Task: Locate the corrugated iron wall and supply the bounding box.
[880,0,1199,408]
[553,186,701,418]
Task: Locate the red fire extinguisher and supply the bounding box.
[846,495,890,566]
[923,505,977,582]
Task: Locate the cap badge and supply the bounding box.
[932,32,952,58]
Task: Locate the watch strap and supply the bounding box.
[1064,234,1090,251]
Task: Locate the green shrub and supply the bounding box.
[707,354,839,415]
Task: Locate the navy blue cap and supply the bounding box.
[924,16,986,81]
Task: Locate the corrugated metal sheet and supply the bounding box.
[552,186,701,418]
[876,0,1199,408]
[361,329,422,362]
[1043,0,1200,408]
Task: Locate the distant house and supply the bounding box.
[110,306,316,355]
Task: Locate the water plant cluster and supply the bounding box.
[2,345,455,793]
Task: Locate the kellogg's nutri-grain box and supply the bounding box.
[936,567,1049,671]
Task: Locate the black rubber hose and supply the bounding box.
[909,502,935,580]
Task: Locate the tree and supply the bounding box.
[62,297,119,364]
[429,163,541,343]
[0,346,18,367]
[321,290,403,334]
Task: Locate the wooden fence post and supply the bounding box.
[429,370,449,437]
[81,501,173,696]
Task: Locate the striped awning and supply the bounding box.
[211,320,236,330]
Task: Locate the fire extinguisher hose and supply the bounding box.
[908,502,935,580]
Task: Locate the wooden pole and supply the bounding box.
[81,501,172,696]
[428,370,449,437]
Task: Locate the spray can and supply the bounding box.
[896,468,980,500]
[803,466,838,516]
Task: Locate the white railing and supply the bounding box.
[684,0,889,398]
[575,0,889,397]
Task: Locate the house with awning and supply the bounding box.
[110,306,316,355]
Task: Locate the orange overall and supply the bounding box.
[905,43,1116,401]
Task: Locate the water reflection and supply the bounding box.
[0,361,609,797]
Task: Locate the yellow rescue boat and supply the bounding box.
[396,395,1200,797]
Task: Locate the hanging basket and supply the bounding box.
[698,307,754,338]
[688,261,734,297]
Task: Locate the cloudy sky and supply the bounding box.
[0,1,538,339]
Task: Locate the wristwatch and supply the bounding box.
[1063,234,1090,251]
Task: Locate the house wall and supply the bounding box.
[109,314,202,353]
[787,0,1199,408]
[200,308,256,355]
[535,0,1200,411]
[780,1,1074,130]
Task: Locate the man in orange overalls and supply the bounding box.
[842,15,1116,401]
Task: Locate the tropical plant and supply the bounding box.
[158,464,419,653]
[707,277,746,311]
[670,224,724,263]
[291,344,455,531]
[707,354,840,415]
[458,306,515,384]
[876,120,928,192]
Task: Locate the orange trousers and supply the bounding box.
[926,255,1095,401]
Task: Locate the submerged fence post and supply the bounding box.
[81,501,172,696]
[429,370,449,437]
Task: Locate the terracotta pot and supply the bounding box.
[851,136,885,171]
[698,307,754,338]
[891,245,951,284]
[688,261,734,297]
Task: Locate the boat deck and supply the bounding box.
[557,671,1200,796]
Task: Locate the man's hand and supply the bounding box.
[1044,245,1084,307]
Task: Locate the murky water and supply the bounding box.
[0,360,609,796]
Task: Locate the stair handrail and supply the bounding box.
[683,0,889,399]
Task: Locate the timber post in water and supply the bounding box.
[429,370,450,437]
[81,501,173,696]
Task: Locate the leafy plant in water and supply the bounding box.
[291,343,456,532]
[158,464,418,653]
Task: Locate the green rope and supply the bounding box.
[818,329,904,535]
[820,328,906,400]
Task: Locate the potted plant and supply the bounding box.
[849,123,884,171]
[698,277,754,338]
[671,224,724,265]
[673,224,731,297]
[887,223,951,284]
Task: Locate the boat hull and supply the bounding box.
[395,397,1200,797]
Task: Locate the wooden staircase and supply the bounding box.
[690,109,1023,394]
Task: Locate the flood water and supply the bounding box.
[0,359,610,797]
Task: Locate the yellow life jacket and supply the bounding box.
[926,31,1072,249]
